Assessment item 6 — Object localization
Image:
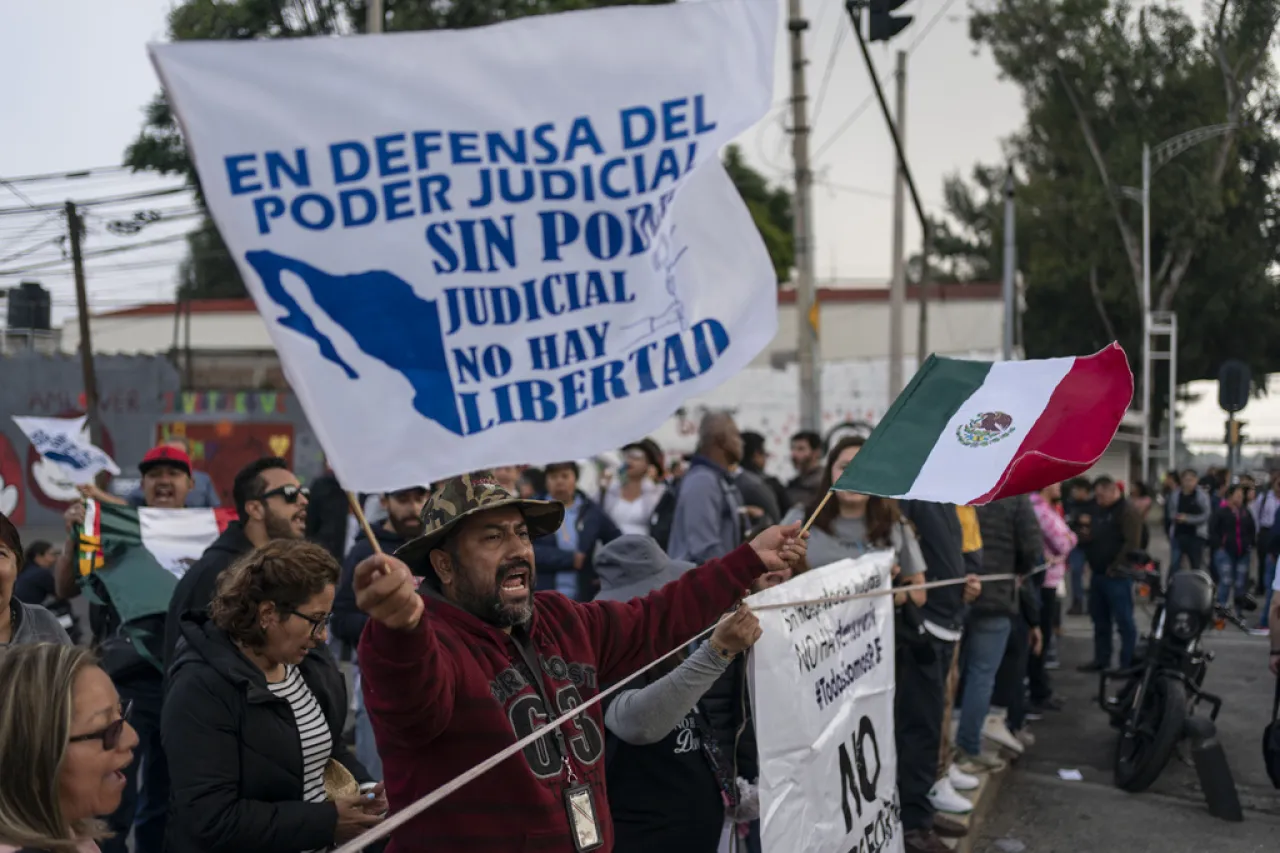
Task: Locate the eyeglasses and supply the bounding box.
[69,700,133,750]
[283,609,332,638]
[259,484,310,504]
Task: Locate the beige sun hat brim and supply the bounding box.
[394,498,564,572]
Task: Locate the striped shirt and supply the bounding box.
[267,665,333,808]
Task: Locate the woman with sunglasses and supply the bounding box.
[163,540,385,853]
[0,644,138,852]
[0,511,72,648]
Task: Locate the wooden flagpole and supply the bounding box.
[347,491,384,555]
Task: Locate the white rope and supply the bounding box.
[333,565,1045,852]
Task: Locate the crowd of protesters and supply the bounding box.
[5,415,1273,853]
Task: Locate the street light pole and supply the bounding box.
[1140,143,1151,485]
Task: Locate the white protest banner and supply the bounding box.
[13,416,121,486]
[150,0,779,492]
[747,551,904,853]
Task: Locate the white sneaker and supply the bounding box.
[928,777,974,815]
[948,763,980,792]
[982,713,1025,754]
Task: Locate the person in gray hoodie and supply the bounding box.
[0,511,72,648]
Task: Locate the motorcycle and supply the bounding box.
[1099,551,1224,792]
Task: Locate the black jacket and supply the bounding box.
[331,524,408,649]
[700,656,758,782]
[532,490,622,600]
[973,495,1044,618]
[307,474,350,562]
[900,501,967,632]
[1212,505,1257,558]
[163,614,371,853]
[163,522,255,669]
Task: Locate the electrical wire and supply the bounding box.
[0,186,189,217]
[810,17,849,133]
[812,0,962,163]
[0,165,131,185]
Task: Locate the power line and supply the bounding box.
[0,186,189,217]
[1,165,132,185]
[0,230,197,276]
[812,0,961,163]
[811,19,849,133]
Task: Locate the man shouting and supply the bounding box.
[353,470,806,852]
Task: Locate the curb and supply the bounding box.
[953,759,1010,853]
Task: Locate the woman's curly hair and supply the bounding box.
[210,540,340,647]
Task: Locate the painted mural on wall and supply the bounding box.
[157,421,296,508]
[0,353,324,533]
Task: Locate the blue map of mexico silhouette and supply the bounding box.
[245,249,464,436]
[244,249,733,438]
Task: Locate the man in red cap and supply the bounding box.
[53,441,196,853]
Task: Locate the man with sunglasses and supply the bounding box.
[163,456,310,668]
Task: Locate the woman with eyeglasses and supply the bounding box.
[163,540,385,853]
[0,644,138,852]
[0,511,72,649]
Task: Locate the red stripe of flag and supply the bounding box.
[214,507,238,533]
[973,343,1134,504]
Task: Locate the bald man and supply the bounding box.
[667,411,747,563]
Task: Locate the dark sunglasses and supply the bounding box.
[69,700,133,750]
[283,609,332,638]
[259,485,310,504]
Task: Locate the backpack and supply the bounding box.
[649,479,681,551]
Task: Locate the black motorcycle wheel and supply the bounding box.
[1114,675,1186,792]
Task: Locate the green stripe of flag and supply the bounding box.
[98,503,143,545]
[834,354,992,496]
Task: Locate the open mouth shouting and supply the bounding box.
[499,564,531,598]
[291,508,308,536]
[150,483,180,507]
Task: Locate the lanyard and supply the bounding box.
[510,632,579,786]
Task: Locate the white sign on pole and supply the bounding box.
[747,551,904,853]
[149,0,779,493]
[13,416,121,486]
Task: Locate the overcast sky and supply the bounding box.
[1,0,1271,445]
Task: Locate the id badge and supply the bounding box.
[563,784,603,852]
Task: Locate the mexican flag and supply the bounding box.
[78,499,238,579]
[835,344,1132,505]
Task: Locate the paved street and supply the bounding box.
[976,605,1280,853]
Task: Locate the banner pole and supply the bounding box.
[347,491,384,555]
[800,490,833,536]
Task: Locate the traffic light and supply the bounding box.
[1218,359,1251,413]
[868,0,913,42]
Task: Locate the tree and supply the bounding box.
[125,0,673,299]
[722,144,794,284]
[931,0,1280,417]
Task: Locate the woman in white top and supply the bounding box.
[603,444,666,537]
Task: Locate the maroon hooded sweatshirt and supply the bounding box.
[358,542,766,852]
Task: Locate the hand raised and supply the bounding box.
[748,522,808,572]
[354,554,424,631]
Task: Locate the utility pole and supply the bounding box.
[66,201,102,448]
[367,0,383,33]
[887,50,907,399]
[789,0,821,431]
[1001,167,1016,360]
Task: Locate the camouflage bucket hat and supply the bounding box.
[394,470,564,571]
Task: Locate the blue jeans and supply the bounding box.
[956,614,1012,756]
[1214,550,1251,610]
[1170,534,1205,573]
[1262,554,1278,628]
[1068,547,1088,608]
[1090,575,1136,668]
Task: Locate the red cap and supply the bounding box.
[139,445,192,477]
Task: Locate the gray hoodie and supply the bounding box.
[2,599,73,647]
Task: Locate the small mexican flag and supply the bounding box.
[835,344,1132,505]
[78,499,238,579]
